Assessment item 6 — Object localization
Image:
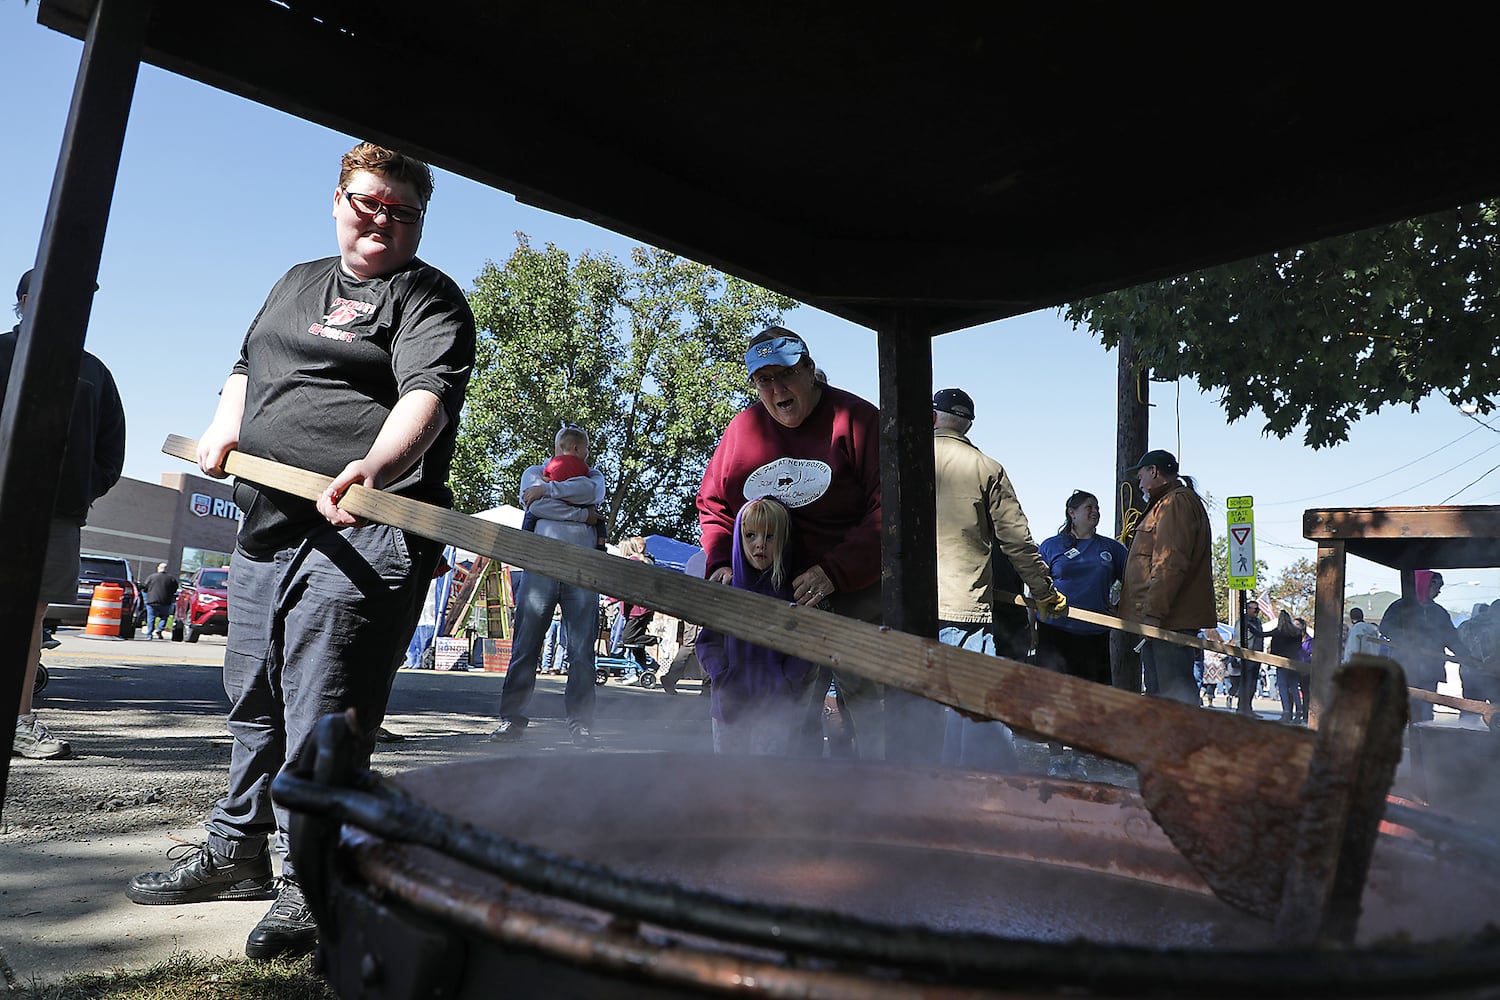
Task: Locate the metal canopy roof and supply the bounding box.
[36,2,1500,335]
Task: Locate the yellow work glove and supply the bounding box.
[1035,590,1068,621]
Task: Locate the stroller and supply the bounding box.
[594,635,661,688]
[594,607,661,687]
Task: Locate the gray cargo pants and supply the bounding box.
[205,521,440,875]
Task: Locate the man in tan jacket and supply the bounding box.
[1120,449,1216,704]
[932,388,1066,768]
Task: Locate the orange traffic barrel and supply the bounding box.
[83,582,125,639]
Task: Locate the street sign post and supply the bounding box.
[1226,495,1256,590]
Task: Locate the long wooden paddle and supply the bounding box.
[164,436,1406,942]
[1001,591,1497,725]
[998,590,1299,671]
[1408,688,1498,726]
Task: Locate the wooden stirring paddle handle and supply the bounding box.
[1407,687,1498,726]
[164,435,1403,940]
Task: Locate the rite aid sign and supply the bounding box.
[190,492,243,521]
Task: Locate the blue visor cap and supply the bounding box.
[746,335,808,376]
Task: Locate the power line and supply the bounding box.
[1461,409,1500,434]
[1440,462,1500,504]
[1370,437,1500,504]
[1256,534,1312,550]
[1261,416,1498,507]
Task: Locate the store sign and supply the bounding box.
[189,492,242,521]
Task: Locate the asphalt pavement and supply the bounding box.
[0,630,1473,990]
[0,629,715,990]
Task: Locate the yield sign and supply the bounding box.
[1226,503,1256,589]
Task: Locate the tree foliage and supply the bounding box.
[1063,201,1500,448]
[1264,557,1317,624]
[452,235,799,540]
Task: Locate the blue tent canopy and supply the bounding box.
[644,535,703,573]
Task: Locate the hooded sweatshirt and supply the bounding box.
[1381,571,1465,687]
[695,498,818,722]
[1,325,126,523]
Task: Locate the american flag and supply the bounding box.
[1256,593,1275,619]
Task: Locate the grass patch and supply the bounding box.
[15,952,336,1000]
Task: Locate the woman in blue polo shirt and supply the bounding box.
[1035,490,1128,776]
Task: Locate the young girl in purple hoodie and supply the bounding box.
[697,496,819,754]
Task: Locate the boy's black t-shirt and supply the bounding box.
[230,256,475,555]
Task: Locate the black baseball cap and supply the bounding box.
[1125,448,1179,475]
[933,387,975,420]
[16,269,99,300]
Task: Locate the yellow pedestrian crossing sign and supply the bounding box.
[1226,496,1256,589]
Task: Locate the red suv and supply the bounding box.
[172,566,229,643]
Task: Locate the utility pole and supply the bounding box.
[1112,332,1149,690]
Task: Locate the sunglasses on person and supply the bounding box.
[341,189,424,225]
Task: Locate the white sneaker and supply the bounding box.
[14,714,71,759]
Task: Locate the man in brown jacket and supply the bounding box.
[1120,449,1216,704]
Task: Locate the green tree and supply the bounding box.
[1211,534,1269,623]
[1265,557,1317,624]
[1063,201,1500,448]
[453,235,799,540]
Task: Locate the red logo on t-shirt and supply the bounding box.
[308,297,374,342]
[325,303,362,326]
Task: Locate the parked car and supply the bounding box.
[44,553,139,639]
[172,566,229,643]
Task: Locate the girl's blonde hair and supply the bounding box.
[740,497,790,589]
[618,535,647,559]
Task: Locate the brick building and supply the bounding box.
[80,472,241,581]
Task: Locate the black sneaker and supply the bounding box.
[245,879,318,959]
[488,719,523,742]
[570,724,600,747]
[127,842,275,905]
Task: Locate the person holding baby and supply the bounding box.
[490,422,607,746]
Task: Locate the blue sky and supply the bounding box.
[5,4,1498,609]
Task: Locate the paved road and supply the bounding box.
[1,629,715,989]
[28,629,715,742]
[3,629,1472,989]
